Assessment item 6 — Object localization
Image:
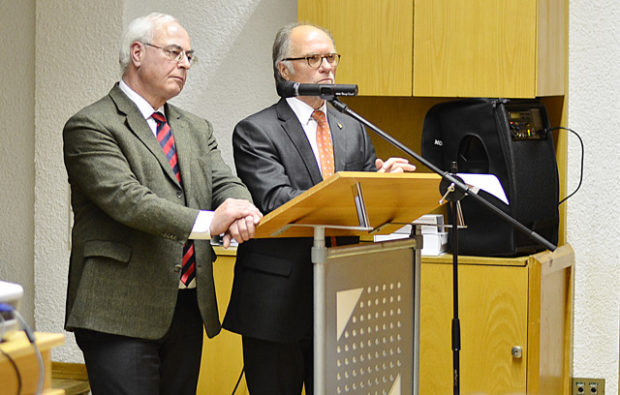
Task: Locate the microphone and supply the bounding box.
[277,80,358,99]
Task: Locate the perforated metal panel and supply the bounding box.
[321,240,419,395]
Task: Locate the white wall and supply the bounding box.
[0,0,36,326]
[568,0,620,391]
[33,0,125,362]
[1,0,617,391]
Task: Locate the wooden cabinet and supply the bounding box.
[419,245,574,394]
[199,245,574,394]
[197,247,249,395]
[298,0,569,243]
[298,0,414,96]
[298,0,566,98]
[420,262,529,393]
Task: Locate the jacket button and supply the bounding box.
[176,191,183,199]
[174,264,182,272]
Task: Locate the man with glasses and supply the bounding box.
[63,13,262,394]
[223,23,414,394]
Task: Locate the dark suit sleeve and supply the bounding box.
[356,122,378,172]
[195,117,253,209]
[63,112,198,241]
[233,118,306,214]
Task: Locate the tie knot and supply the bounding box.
[152,112,166,124]
[311,110,326,123]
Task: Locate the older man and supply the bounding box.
[63,13,261,394]
[223,23,414,394]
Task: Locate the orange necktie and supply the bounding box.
[311,110,334,178]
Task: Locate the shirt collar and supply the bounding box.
[286,97,328,126]
[119,79,165,120]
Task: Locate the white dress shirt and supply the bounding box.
[286,97,329,176]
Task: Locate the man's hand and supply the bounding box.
[210,199,263,248]
[376,157,416,173]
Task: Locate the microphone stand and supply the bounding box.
[328,96,557,395]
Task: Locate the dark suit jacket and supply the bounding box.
[63,84,251,340]
[223,99,376,343]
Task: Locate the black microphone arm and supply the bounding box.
[328,98,557,252]
[277,80,358,100]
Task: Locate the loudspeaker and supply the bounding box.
[421,98,559,256]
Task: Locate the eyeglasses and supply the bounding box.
[281,53,341,68]
[145,43,196,65]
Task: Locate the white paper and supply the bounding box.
[458,173,509,205]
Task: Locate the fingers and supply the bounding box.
[210,199,263,244]
[222,233,232,249]
[221,215,259,248]
[230,215,257,243]
[376,157,416,173]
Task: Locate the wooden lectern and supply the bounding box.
[253,171,442,395]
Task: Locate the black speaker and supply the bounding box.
[421,98,559,256]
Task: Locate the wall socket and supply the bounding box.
[572,377,605,395]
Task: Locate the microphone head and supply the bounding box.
[276,80,359,99]
[333,84,358,96]
[276,80,299,98]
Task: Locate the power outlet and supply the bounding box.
[572,377,605,395]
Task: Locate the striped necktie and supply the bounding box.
[152,112,196,286]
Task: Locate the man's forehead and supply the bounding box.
[290,26,333,53]
[161,22,184,35]
[154,22,191,45]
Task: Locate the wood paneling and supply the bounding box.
[298,0,413,96]
[537,0,566,96]
[300,0,565,98]
[420,259,529,394]
[414,0,538,97]
[197,248,249,394]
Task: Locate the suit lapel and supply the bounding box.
[276,100,323,185]
[109,85,181,187]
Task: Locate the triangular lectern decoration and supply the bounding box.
[388,373,401,395]
[336,287,363,341]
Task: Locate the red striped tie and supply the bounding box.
[152,112,196,286]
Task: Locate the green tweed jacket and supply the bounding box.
[63,83,251,339]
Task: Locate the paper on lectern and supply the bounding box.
[458,173,509,205]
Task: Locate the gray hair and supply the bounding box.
[119,12,178,74]
[272,22,336,86]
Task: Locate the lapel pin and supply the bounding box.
[337,122,343,129]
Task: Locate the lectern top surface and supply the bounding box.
[254,171,443,238]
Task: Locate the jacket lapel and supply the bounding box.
[109,85,181,187]
[276,99,323,185]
